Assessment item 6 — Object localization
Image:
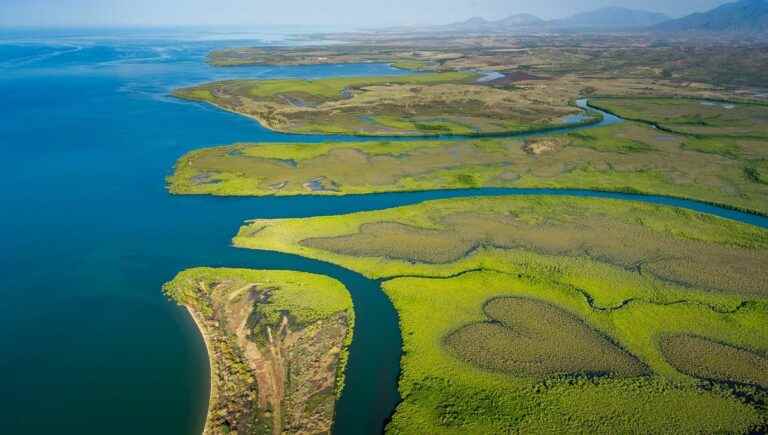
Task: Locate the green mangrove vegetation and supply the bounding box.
[172,37,768,434]
[229,196,768,433]
[167,118,768,215]
[163,268,354,435]
[590,97,768,138]
[444,296,648,377]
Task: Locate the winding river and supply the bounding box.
[1,32,766,435]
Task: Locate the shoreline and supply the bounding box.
[167,185,768,224]
[186,306,216,435]
[170,94,603,140]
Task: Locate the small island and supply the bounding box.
[163,268,354,435]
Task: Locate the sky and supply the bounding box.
[0,0,737,28]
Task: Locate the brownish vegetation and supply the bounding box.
[209,36,768,92]
[163,269,353,435]
[172,72,585,136]
[661,334,768,388]
[445,297,647,377]
[301,211,768,297]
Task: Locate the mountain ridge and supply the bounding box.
[439,6,668,32]
[383,1,768,34]
[655,0,768,33]
[549,6,669,28]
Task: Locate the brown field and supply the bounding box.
[661,334,768,388]
[445,297,647,377]
[209,38,768,91]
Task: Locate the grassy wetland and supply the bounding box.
[168,116,768,214]
[163,268,354,435]
[231,196,768,433]
[172,72,594,136]
[589,97,768,138]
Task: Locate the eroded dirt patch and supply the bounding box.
[164,271,352,435]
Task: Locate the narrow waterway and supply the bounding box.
[1,30,766,435]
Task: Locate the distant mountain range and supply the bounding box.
[426,0,768,34]
[438,14,544,32]
[440,7,668,32]
[654,0,768,33]
[549,6,669,28]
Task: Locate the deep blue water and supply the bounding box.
[0,31,409,434]
[1,29,766,435]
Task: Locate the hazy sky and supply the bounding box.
[0,0,736,28]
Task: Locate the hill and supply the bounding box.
[441,14,544,32]
[550,6,669,28]
[437,7,667,32]
[655,0,768,33]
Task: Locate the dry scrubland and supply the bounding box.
[232,196,768,433]
[163,268,354,435]
[207,47,465,69]
[208,42,768,91]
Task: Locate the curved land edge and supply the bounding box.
[586,97,768,140]
[164,268,354,435]
[164,100,768,217]
[169,68,606,138]
[185,306,218,433]
[169,186,768,223]
[585,100,755,139]
[170,90,603,139]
